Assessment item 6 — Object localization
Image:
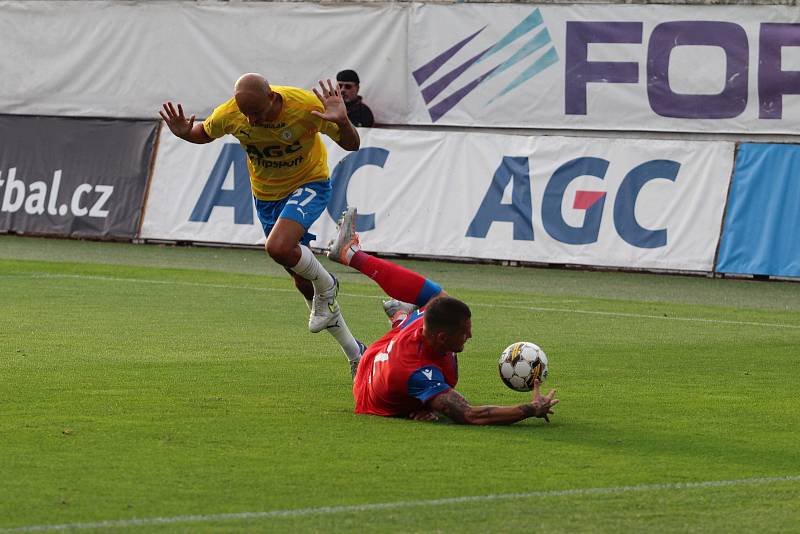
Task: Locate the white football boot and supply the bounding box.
[308,275,341,333]
[382,299,418,327]
[327,207,360,265]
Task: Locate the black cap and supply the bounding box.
[336,69,360,84]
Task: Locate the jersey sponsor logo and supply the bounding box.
[245,141,303,160]
[258,156,304,169]
[412,8,558,122]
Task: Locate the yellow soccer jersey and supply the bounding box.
[203,86,341,201]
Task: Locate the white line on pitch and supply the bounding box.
[20,273,800,330]
[2,475,798,533]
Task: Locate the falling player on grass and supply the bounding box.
[160,74,365,374]
[327,208,559,425]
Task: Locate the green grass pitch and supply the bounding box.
[1,235,799,533]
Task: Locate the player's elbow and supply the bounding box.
[342,139,360,151]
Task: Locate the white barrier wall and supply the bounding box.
[143,128,734,272]
[2,2,798,133]
[0,1,409,124]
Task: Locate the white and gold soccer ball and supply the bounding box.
[498,342,549,392]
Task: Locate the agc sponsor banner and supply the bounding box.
[142,134,266,245]
[0,115,158,238]
[144,128,733,272]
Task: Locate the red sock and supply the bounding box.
[350,251,428,304]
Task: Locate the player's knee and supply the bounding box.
[265,239,291,265]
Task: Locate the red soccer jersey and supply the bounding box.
[353,312,459,416]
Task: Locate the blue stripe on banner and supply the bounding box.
[716,143,800,277]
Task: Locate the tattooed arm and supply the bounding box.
[428,379,558,425]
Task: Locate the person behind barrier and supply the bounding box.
[336,70,374,127]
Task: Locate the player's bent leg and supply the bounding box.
[255,188,362,374]
[288,269,363,375]
[267,219,337,333]
[265,218,307,267]
[328,208,444,308]
[284,268,314,302]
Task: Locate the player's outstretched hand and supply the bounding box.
[408,409,439,422]
[311,79,348,125]
[530,378,558,423]
[159,102,195,139]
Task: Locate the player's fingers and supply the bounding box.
[312,88,324,103]
[532,379,542,395]
[543,414,550,423]
[188,114,196,126]
[158,110,167,122]
[317,80,327,95]
[177,103,186,118]
[165,102,176,117]
[310,110,323,119]
[326,78,337,95]
[549,399,560,407]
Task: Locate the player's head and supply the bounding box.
[336,69,360,104]
[234,73,280,126]
[423,296,472,353]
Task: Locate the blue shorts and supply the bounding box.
[254,180,331,246]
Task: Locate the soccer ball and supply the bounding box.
[498,342,549,392]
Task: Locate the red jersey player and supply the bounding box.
[328,208,559,425]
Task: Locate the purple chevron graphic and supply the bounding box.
[413,8,558,123]
[421,44,494,104]
[427,65,501,122]
[412,26,486,85]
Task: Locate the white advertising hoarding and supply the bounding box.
[0,1,408,124]
[406,4,800,133]
[1,1,798,133]
[143,128,734,272]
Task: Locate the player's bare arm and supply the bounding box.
[311,79,360,151]
[159,102,213,144]
[429,379,558,425]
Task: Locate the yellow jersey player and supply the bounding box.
[160,73,364,376]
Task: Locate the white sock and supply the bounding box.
[291,245,334,292]
[303,297,359,361]
[326,314,361,362]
